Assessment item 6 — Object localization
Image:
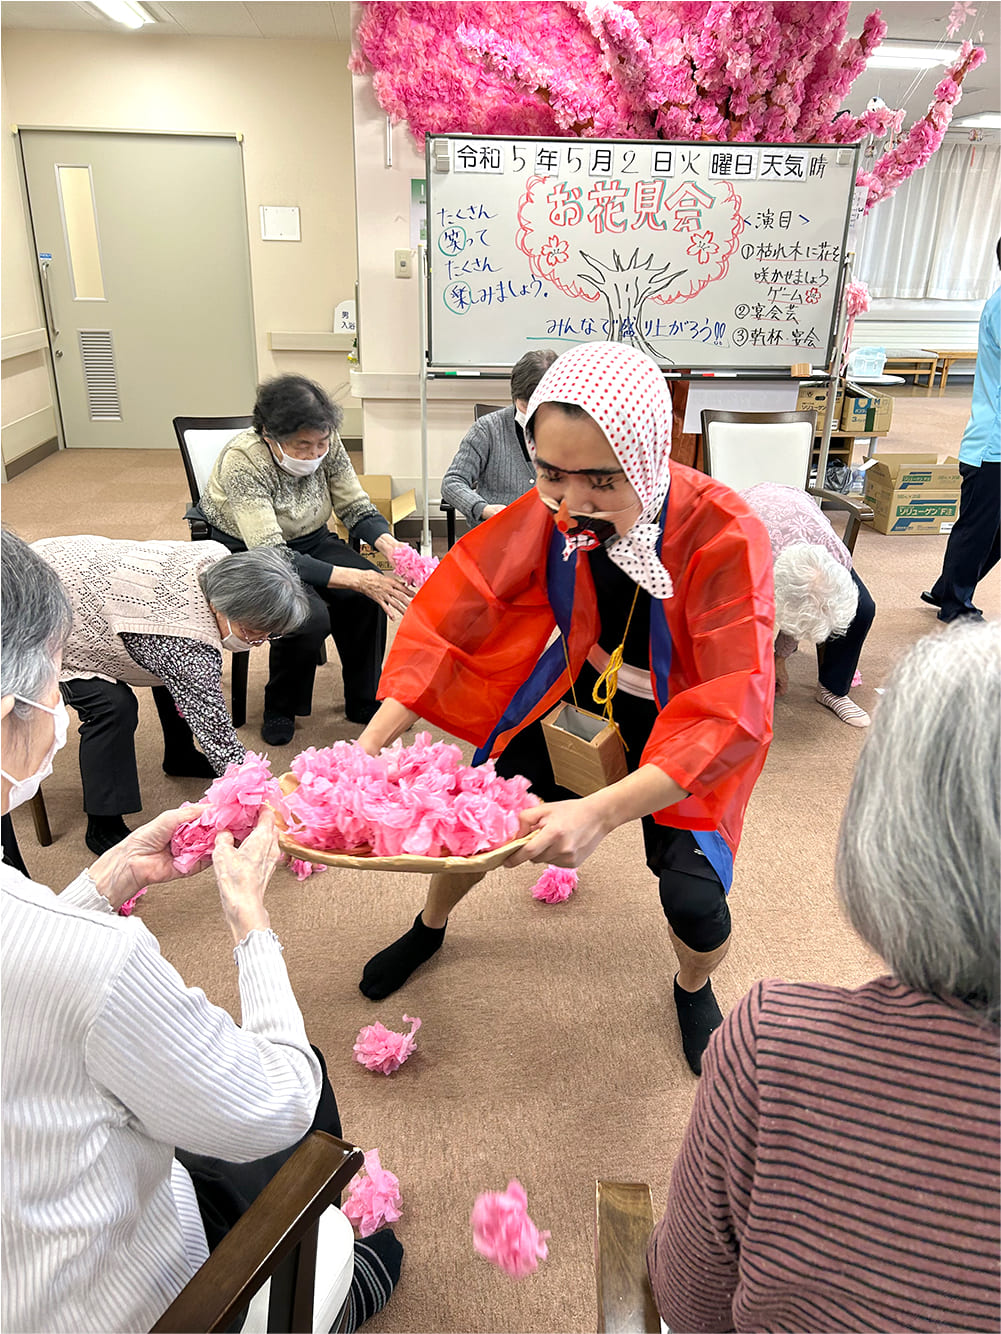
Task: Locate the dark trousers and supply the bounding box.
[816,568,876,697]
[61,679,198,816]
[177,1045,342,1253]
[1,813,30,877]
[930,461,1000,620]
[209,526,387,719]
[495,663,731,953]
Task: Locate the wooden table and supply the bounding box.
[922,348,978,392]
[880,350,938,388]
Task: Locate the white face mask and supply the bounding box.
[220,617,256,653]
[2,695,69,812]
[268,436,328,477]
[514,408,528,431]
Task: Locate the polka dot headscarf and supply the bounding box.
[525,341,674,599]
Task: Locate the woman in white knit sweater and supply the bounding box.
[0,530,401,1333]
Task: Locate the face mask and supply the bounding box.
[514,408,528,431]
[268,437,328,477]
[220,618,256,653]
[2,695,69,812]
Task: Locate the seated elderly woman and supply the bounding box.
[197,374,413,746]
[648,620,1000,1333]
[742,481,875,727]
[0,530,401,1334]
[441,348,557,526]
[31,533,309,855]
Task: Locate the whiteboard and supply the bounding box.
[425,136,858,372]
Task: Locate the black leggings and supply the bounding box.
[494,663,731,954]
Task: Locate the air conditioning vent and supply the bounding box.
[78,329,121,421]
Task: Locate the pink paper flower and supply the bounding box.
[170,752,282,873]
[343,1149,403,1238]
[288,857,327,881]
[389,544,439,589]
[531,865,578,904]
[471,1179,550,1278]
[118,887,147,917]
[354,1014,422,1074]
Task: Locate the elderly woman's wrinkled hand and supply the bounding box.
[211,807,281,945]
[87,804,209,910]
[346,568,414,621]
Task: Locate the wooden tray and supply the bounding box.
[273,772,532,874]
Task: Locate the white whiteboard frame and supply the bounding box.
[424,135,858,375]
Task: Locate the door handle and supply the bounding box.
[39,257,60,338]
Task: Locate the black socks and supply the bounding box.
[85,815,131,857]
[360,913,447,1000]
[261,712,295,746]
[162,749,216,778]
[344,1228,404,1331]
[674,975,723,1076]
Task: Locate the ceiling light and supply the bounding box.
[87,0,155,29]
[955,113,1001,128]
[866,41,961,70]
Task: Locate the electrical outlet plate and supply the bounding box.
[395,249,412,278]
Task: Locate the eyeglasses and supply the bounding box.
[237,627,284,647]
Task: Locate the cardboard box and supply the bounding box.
[863,454,963,493]
[332,474,417,540]
[840,390,894,435]
[866,489,961,536]
[359,543,394,573]
[795,384,844,420]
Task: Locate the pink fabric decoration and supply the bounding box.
[277,733,536,859]
[851,669,862,688]
[343,1149,403,1237]
[288,857,327,881]
[170,752,282,874]
[531,865,578,904]
[389,544,439,589]
[353,1014,422,1074]
[471,1179,550,1278]
[117,887,147,917]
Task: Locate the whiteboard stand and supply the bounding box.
[417,242,432,556]
[814,250,853,489]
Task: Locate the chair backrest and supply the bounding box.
[700,409,817,493]
[173,415,254,504]
[474,402,505,420]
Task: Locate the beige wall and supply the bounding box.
[1,27,360,471]
[350,73,509,506]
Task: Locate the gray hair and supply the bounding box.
[773,543,858,643]
[199,547,310,637]
[835,621,1000,1023]
[1,528,73,722]
[511,349,558,404]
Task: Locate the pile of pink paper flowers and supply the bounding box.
[277,733,535,859]
[389,544,439,589]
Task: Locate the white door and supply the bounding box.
[18,129,258,449]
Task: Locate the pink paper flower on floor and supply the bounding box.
[343,1149,402,1237]
[531,865,578,904]
[170,752,282,873]
[118,887,147,917]
[389,544,439,589]
[354,1014,422,1074]
[851,669,863,688]
[471,1179,550,1278]
[289,857,327,881]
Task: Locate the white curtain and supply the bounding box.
[855,140,1000,299]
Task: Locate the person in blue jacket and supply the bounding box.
[923,239,1000,622]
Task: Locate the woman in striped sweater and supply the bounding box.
[648,620,1000,1333]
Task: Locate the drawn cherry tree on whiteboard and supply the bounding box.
[516,175,743,359]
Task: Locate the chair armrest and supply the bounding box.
[151,1132,364,1334]
[184,503,211,543]
[595,1181,660,1334]
[809,488,873,521]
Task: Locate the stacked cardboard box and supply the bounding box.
[841,389,894,435]
[863,454,963,535]
[332,474,417,547]
[795,383,844,421]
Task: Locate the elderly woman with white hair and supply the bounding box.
[30,534,310,855]
[648,620,1000,1332]
[742,482,875,727]
[0,528,402,1334]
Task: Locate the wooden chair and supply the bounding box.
[440,402,506,549]
[700,408,873,556]
[152,1130,363,1334]
[595,1180,660,1334]
[172,415,255,727]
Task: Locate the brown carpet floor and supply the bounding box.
[3,383,997,1333]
